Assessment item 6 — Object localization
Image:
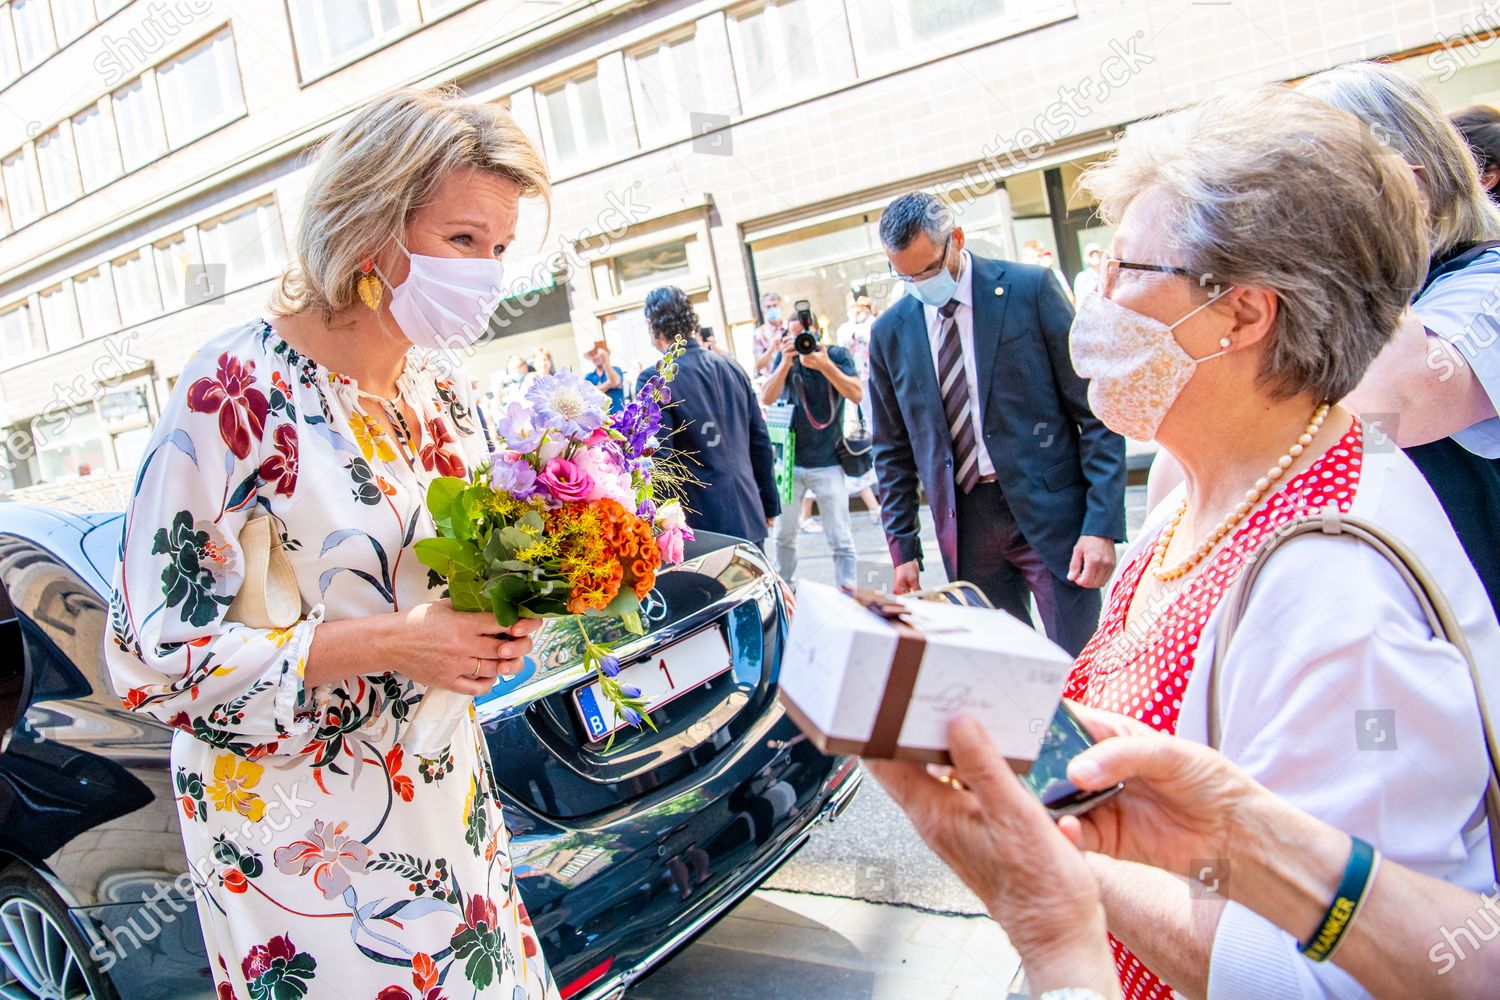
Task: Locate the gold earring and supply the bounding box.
[356,256,383,311]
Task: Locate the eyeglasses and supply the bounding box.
[1099,257,1209,297]
[889,236,952,283]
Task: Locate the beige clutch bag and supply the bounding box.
[225,513,302,629]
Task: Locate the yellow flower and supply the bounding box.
[349,412,397,462]
[462,775,477,828]
[266,625,297,648]
[207,753,267,821]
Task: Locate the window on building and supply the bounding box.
[421,0,477,15]
[289,0,404,78]
[35,126,81,210]
[539,70,610,168]
[1,148,43,228]
[627,33,707,145]
[728,0,817,111]
[112,249,162,325]
[37,283,81,350]
[153,230,202,310]
[10,0,54,72]
[95,0,131,16]
[112,76,166,172]
[0,302,44,360]
[74,267,119,337]
[50,0,95,44]
[72,103,120,192]
[849,0,1049,67]
[35,405,109,481]
[0,5,21,86]
[198,200,285,291]
[156,29,246,148]
[613,240,692,292]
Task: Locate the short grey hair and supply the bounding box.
[1298,62,1500,257]
[1082,86,1427,403]
[879,191,955,251]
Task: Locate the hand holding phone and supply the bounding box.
[1022,702,1125,818]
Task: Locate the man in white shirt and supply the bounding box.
[868,191,1127,655]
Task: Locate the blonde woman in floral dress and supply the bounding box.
[105,87,560,999]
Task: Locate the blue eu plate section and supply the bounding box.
[576,685,610,740]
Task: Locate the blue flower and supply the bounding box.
[526,371,609,439]
[598,654,621,678]
[619,684,641,699]
[494,402,545,454]
[621,707,643,726]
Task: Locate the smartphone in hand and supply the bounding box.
[1022,702,1124,818]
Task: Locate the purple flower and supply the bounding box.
[526,371,609,439]
[495,402,544,454]
[620,684,641,698]
[536,457,594,504]
[489,452,538,498]
[621,707,643,727]
[599,655,621,677]
[636,498,657,522]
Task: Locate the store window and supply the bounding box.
[72,104,120,192]
[613,239,691,292]
[0,302,44,360]
[847,0,1059,68]
[112,76,166,172]
[38,283,81,350]
[539,70,610,169]
[10,0,53,73]
[289,0,404,78]
[1,147,42,228]
[74,267,119,338]
[112,249,162,326]
[156,29,246,148]
[727,0,818,112]
[627,32,708,145]
[35,126,80,211]
[99,378,156,473]
[198,200,285,291]
[34,405,108,481]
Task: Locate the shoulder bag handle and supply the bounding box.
[1209,507,1500,879]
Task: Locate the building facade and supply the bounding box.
[0,0,1498,488]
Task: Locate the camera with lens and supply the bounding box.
[793,299,820,355]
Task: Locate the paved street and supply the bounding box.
[634,489,1151,997]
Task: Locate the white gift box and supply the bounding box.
[776,582,1073,765]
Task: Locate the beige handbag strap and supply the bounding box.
[1208,507,1500,879]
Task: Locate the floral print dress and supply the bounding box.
[106,319,559,1000]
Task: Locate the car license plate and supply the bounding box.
[573,628,732,741]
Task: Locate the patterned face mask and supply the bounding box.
[1068,285,1233,441]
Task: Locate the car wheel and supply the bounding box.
[0,866,117,1000]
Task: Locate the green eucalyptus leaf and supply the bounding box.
[425,477,468,535]
[413,537,485,577]
[448,571,488,613]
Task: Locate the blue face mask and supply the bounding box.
[909,263,959,308]
[764,306,782,323]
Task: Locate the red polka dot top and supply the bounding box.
[1063,418,1364,998]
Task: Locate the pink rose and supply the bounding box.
[537,457,594,504]
[656,522,692,565]
[583,427,611,447]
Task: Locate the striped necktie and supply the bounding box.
[936,298,982,494]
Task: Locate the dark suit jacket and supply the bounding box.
[869,253,1126,581]
[638,340,782,543]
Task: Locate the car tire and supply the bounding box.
[0,865,119,1000]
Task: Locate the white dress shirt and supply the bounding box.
[922,249,996,478]
[1123,433,1500,999]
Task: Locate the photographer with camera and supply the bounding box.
[760,303,863,589]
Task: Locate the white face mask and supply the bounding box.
[1068,285,1232,441]
[387,244,505,351]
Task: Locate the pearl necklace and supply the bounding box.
[1150,401,1331,582]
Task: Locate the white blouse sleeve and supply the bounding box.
[1202,533,1491,999]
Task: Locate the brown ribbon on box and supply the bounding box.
[778,588,947,763]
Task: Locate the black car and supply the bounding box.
[0,499,860,999]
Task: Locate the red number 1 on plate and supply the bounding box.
[659,659,674,689]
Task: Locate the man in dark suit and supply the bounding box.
[639,286,781,546]
[869,192,1126,655]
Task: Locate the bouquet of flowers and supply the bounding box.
[402,339,691,755]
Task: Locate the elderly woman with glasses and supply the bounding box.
[1052,86,1500,999]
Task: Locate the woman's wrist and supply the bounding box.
[1224,786,1350,944]
[1011,904,1119,996]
